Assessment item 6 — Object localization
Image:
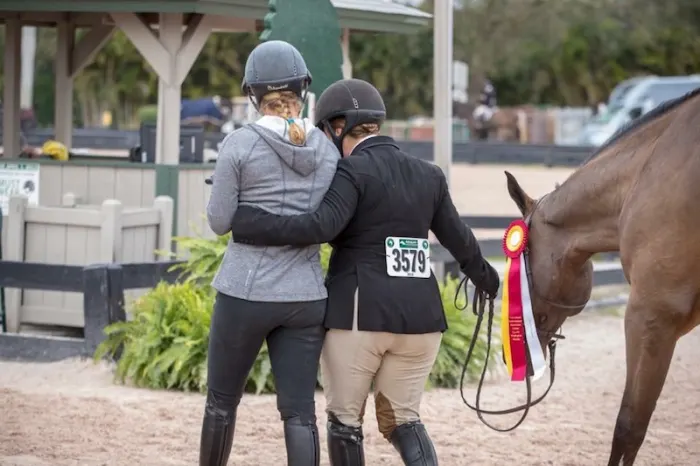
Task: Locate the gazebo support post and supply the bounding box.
[54,20,115,147]
[110,12,212,165]
[54,22,74,148]
[3,19,22,158]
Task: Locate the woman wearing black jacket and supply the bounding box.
[230,79,500,466]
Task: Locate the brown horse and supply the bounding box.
[471,107,522,142]
[454,101,522,142]
[503,87,700,465]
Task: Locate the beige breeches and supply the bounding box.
[320,290,442,439]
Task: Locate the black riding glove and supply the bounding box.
[463,258,500,298]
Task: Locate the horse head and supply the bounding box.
[505,171,593,354]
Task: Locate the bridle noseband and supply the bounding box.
[458,196,587,432]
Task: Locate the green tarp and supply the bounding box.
[260,0,343,105]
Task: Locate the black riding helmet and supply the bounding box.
[241,40,313,110]
[314,79,387,153]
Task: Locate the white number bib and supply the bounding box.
[385,237,431,278]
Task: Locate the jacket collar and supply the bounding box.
[350,135,400,156]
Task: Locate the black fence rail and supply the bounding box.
[0,246,626,363]
[457,215,620,261]
[1,127,596,167]
[0,214,623,362]
[431,244,625,287]
[398,140,594,167]
[0,260,183,362]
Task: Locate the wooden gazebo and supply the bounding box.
[0,0,432,165]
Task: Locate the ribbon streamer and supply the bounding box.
[500,220,546,382]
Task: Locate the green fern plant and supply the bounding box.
[167,233,231,285]
[94,281,213,392]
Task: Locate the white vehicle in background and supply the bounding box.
[578,75,700,147]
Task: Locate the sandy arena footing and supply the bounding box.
[1,310,699,466]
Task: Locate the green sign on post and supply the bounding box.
[260,0,344,103]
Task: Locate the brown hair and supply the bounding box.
[260,91,306,145]
[329,118,381,139]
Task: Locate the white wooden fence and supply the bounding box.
[3,194,173,333]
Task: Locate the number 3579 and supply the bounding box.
[391,248,427,274]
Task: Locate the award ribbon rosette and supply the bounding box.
[500,220,547,382]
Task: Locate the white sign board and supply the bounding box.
[452,60,469,103]
[306,92,316,124]
[0,162,40,214]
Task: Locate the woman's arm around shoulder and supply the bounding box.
[231,157,361,246]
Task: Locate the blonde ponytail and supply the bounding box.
[287,119,306,146]
[260,91,306,145]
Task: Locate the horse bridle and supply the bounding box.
[458,196,588,432]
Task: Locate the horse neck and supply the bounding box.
[539,149,639,261]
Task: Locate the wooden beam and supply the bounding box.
[155,13,183,165]
[70,25,116,78]
[54,21,75,147]
[109,12,171,84]
[0,11,104,27]
[175,14,213,86]
[2,19,22,159]
[181,13,204,46]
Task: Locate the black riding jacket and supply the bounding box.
[230,136,487,334]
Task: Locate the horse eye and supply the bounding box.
[538,315,548,324]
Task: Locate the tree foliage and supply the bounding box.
[456,0,700,106]
[2,0,700,125]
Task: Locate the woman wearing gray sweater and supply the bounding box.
[200,40,339,466]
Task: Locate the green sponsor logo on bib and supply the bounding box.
[399,238,418,249]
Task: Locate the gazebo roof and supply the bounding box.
[331,0,432,32]
[0,0,432,33]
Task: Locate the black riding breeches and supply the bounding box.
[199,292,326,466]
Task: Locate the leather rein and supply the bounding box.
[457,198,587,432]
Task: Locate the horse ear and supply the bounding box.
[505,171,535,216]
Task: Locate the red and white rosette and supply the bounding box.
[500,220,546,382]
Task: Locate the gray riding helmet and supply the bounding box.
[242,40,313,108]
[314,78,387,152]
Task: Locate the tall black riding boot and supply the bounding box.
[199,400,236,466]
[327,413,365,466]
[284,416,320,466]
[390,421,438,466]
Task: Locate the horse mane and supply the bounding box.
[582,85,700,165]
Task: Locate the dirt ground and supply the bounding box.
[447,163,575,217]
[443,163,575,242]
[2,308,699,466]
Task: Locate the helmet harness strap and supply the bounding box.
[246,81,310,119]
